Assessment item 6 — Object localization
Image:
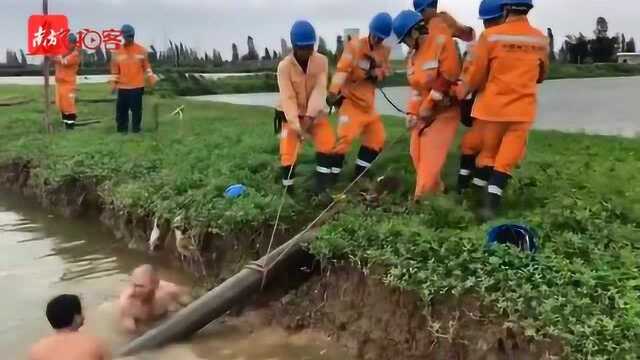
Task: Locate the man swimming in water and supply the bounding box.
[29,294,111,360]
[118,264,191,334]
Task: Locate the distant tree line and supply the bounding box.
[557,17,636,64]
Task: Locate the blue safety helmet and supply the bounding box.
[486,224,538,254]
[290,20,317,48]
[121,24,135,40]
[67,33,78,44]
[369,12,393,40]
[502,0,534,9]
[479,0,505,20]
[392,10,423,43]
[224,184,247,199]
[413,0,438,13]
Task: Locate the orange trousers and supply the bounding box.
[280,117,336,167]
[476,120,532,175]
[411,107,460,199]
[55,83,76,114]
[335,100,385,155]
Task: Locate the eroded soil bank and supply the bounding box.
[0,160,564,359]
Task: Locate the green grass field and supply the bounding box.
[1,84,640,358]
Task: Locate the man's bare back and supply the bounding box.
[118,265,190,334]
[29,332,110,360]
[29,294,111,360]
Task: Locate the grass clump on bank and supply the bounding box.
[2,84,640,358]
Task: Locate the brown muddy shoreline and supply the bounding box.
[0,159,564,360]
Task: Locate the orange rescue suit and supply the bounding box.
[329,37,391,155]
[110,42,156,90]
[460,16,548,174]
[53,49,80,115]
[407,16,461,199]
[276,52,336,167]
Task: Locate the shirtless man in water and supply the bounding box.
[29,294,111,360]
[118,264,191,334]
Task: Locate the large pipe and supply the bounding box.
[118,228,319,356]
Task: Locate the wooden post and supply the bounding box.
[42,0,53,133]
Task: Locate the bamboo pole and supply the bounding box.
[42,0,53,133]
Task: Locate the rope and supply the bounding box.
[254,130,407,284]
[261,137,301,289]
[377,86,408,115]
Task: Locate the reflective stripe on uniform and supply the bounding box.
[341,51,353,61]
[332,72,348,87]
[331,167,342,174]
[422,60,439,70]
[488,185,503,196]
[339,115,350,124]
[355,159,372,168]
[282,179,294,186]
[357,59,371,71]
[429,89,444,101]
[472,178,488,187]
[488,34,548,45]
[411,90,422,102]
[459,169,471,176]
[135,54,145,59]
[316,166,332,174]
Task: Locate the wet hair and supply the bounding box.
[46,294,82,330]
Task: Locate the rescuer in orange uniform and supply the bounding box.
[456,0,549,219]
[52,33,81,130]
[110,24,158,133]
[326,13,393,180]
[275,20,336,196]
[456,0,506,194]
[392,8,462,200]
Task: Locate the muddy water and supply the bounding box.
[0,191,347,360]
[188,76,640,137]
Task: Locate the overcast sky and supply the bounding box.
[1,0,638,61]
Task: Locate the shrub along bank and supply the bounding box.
[1,84,640,358]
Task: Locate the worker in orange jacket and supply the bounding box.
[456,0,506,194]
[52,33,81,130]
[392,9,462,200]
[456,0,549,219]
[110,24,158,133]
[326,12,393,180]
[275,20,336,196]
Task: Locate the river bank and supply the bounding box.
[1,83,640,358]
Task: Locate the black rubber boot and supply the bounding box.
[63,113,77,130]
[480,170,510,221]
[330,154,345,187]
[457,154,477,194]
[313,153,333,196]
[354,146,380,180]
[472,166,493,189]
[281,165,296,196]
